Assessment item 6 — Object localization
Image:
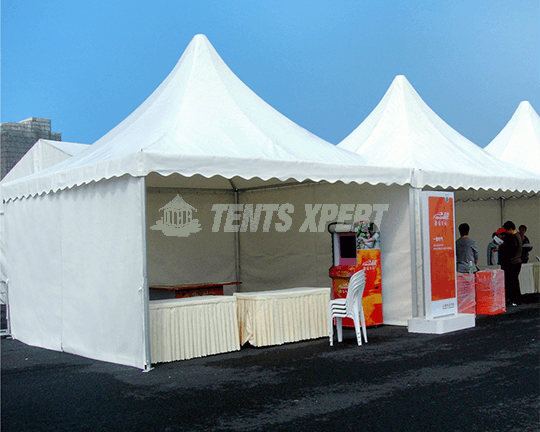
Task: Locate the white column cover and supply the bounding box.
[4,176,147,369]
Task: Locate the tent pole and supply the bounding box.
[409,186,423,318]
[499,197,505,226]
[234,190,241,283]
[228,180,241,285]
[408,186,417,318]
[0,280,10,337]
[140,177,153,372]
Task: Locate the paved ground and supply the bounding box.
[2,296,539,432]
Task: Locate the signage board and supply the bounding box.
[421,191,457,319]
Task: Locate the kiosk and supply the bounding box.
[328,221,383,327]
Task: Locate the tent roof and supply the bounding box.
[1,139,89,185]
[338,75,540,192]
[3,35,412,200]
[485,101,540,175]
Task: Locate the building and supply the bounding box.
[0,117,61,179]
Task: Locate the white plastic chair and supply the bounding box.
[329,269,367,346]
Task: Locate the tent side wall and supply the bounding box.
[238,183,414,325]
[4,191,64,349]
[4,176,148,369]
[505,196,539,261]
[455,195,539,266]
[146,188,237,287]
[455,199,503,267]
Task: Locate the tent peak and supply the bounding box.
[393,74,409,82]
[485,99,540,175]
[391,75,413,88]
[517,100,536,113]
[190,33,211,46]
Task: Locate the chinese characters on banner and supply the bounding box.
[422,192,457,318]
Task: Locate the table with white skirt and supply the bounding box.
[519,262,540,294]
[234,287,331,347]
[149,296,240,363]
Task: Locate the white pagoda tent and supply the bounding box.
[1,139,90,186]
[1,35,417,369]
[485,101,540,175]
[484,101,540,259]
[338,75,538,192]
[338,75,540,267]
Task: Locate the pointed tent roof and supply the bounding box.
[3,35,412,200]
[338,75,540,192]
[1,139,89,185]
[485,101,540,175]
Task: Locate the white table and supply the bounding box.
[149,296,240,363]
[519,262,540,294]
[234,287,331,347]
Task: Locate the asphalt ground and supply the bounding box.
[1,296,539,432]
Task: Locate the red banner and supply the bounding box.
[428,196,456,303]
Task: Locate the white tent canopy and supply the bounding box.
[485,101,540,175]
[1,139,89,186]
[2,35,418,370]
[337,76,540,192]
[4,37,535,370]
[2,35,412,201]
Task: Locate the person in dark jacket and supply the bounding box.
[519,225,533,264]
[499,221,522,306]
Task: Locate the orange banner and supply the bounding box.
[428,196,456,302]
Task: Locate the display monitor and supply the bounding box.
[339,234,357,261]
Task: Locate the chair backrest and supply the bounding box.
[345,269,366,315]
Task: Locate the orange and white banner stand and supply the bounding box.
[408,191,475,334]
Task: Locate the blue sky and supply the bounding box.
[1,1,538,147]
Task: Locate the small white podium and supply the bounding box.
[408,313,475,334]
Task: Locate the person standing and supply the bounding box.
[499,221,523,306]
[487,227,505,266]
[456,223,479,273]
[519,225,533,264]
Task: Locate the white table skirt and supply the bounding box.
[149,296,240,363]
[520,263,540,294]
[234,287,331,347]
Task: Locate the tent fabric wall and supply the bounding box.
[455,194,539,266]
[0,140,89,305]
[146,188,237,286]
[239,183,414,326]
[4,176,148,369]
[455,199,503,267]
[143,175,415,326]
[504,196,539,261]
[4,191,63,349]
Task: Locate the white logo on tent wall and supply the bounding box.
[151,199,390,235]
[150,195,202,237]
[209,203,389,233]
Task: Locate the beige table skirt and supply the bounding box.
[149,296,240,363]
[234,287,331,347]
[520,263,540,294]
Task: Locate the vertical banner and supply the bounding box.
[421,191,457,319]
